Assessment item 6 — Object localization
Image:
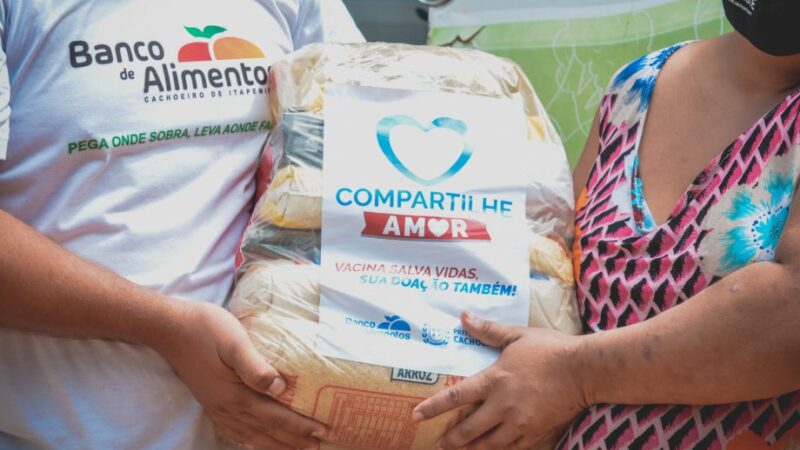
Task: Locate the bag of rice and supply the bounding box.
[228,43,579,450]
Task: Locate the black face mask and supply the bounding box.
[724,0,800,56]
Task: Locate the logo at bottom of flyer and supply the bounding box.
[422,324,451,347]
[345,315,412,341]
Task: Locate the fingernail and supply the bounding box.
[268,377,286,396]
[463,310,474,322]
[411,410,424,422]
[311,429,326,439]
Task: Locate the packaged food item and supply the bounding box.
[229,43,579,450]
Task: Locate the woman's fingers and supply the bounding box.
[411,311,525,424]
[436,404,504,450]
[461,311,523,349]
[412,369,494,421]
[415,324,582,450]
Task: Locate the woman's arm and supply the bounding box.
[572,96,800,404]
[411,116,800,450]
[0,210,326,450]
[580,204,800,405]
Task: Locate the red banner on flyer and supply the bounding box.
[361,211,491,241]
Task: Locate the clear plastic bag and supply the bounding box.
[229,43,580,450]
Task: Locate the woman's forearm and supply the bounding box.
[0,209,185,351]
[578,260,800,406]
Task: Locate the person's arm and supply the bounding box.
[579,204,800,405]
[411,118,800,450]
[0,210,326,450]
[0,209,182,342]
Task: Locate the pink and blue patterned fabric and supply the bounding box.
[563,42,800,449]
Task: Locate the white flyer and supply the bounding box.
[318,84,531,377]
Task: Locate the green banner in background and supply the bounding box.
[428,0,730,167]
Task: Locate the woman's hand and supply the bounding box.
[155,302,326,450]
[412,311,589,450]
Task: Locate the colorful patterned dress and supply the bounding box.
[562,43,800,449]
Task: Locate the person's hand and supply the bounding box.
[411,311,589,450]
[155,301,326,450]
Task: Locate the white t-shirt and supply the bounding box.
[0,1,362,449]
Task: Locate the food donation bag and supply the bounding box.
[229,43,580,450]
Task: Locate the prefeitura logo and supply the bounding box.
[421,324,451,347]
[68,25,269,104]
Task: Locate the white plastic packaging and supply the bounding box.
[229,43,579,450]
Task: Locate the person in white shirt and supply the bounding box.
[0,1,362,449]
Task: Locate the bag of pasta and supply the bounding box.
[229,43,579,450]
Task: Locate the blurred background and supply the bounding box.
[341,0,430,45]
[341,0,729,167]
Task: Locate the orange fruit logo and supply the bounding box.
[178,25,264,62]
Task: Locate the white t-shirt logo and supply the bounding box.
[67,24,269,104]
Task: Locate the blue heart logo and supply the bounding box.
[376,115,472,186]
